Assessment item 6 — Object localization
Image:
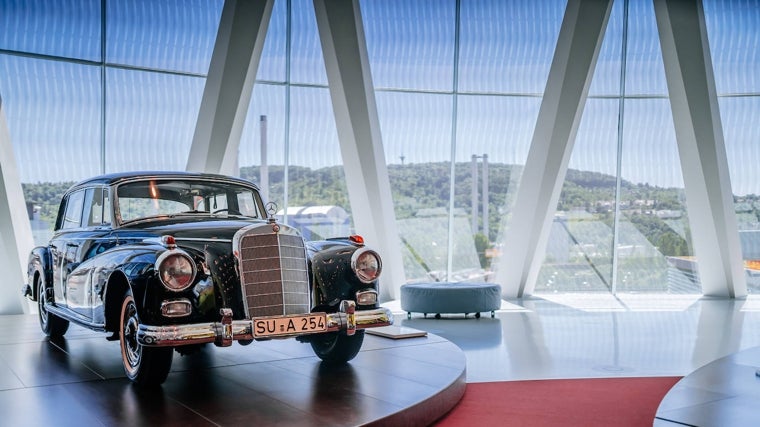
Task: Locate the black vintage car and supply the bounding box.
[23,171,392,386]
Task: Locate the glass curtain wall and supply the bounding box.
[363,0,565,283]
[705,0,760,293]
[0,0,223,246]
[3,0,760,294]
[539,0,698,294]
[362,1,457,282]
[366,0,754,294]
[238,0,354,241]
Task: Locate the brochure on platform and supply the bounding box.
[366,326,428,339]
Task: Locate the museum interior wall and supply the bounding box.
[2,0,760,315]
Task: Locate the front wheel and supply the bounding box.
[38,279,69,337]
[119,292,173,386]
[310,330,365,364]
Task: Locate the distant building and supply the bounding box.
[27,201,51,245]
[277,205,351,241]
[667,252,760,294]
[739,230,760,259]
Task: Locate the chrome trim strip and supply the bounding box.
[173,237,233,243]
[44,304,107,332]
[137,305,393,347]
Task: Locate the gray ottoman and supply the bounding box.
[400,282,502,319]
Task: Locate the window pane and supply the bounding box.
[588,0,623,97]
[721,97,760,198]
[362,0,455,92]
[0,0,101,61]
[105,68,205,172]
[456,95,539,280]
[625,0,668,96]
[619,99,696,293]
[376,91,453,281]
[288,87,342,169]
[704,0,760,95]
[721,97,760,293]
[290,0,326,85]
[106,0,222,74]
[459,0,565,94]
[257,0,287,82]
[0,55,101,183]
[240,83,286,208]
[286,86,353,240]
[537,99,618,293]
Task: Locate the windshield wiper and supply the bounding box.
[169,210,210,217]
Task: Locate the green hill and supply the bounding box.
[20,162,714,259]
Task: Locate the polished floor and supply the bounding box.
[389,294,760,383]
[392,293,760,427]
[655,346,760,427]
[3,294,760,426]
[0,314,465,426]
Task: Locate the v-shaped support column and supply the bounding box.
[0,95,33,314]
[655,0,746,298]
[186,0,273,176]
[313,0,406,301]
[494,0,613,298]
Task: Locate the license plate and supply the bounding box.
[253,313,327,338]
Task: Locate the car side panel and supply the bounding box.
[62,231,114,320]
[80,243,163,326]
[49,232,78,307]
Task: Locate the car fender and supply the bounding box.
[308,240,379,308]
[27,246,53,301]
[92,243,164,330]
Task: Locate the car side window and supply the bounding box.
[102,189,112,225]
[86,187,111,227]
[62,190,86,229]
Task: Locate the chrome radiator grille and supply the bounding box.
[236,226,310,318]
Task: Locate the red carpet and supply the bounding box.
[433,376,681,427]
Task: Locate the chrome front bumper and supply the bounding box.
[137,301,393,347]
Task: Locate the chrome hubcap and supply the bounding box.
[123,302,141,369]
[38,285,48,325]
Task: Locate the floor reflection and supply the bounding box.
[389,295,760,382]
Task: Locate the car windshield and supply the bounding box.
[116,178,264,224]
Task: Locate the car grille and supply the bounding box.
[235,225,310,318]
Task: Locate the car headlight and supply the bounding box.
[156,250,196,292]
[351,248,382,283]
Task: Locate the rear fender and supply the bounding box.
[27,247,53,301]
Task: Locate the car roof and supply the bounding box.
[69,171,259,190]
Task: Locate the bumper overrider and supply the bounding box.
[137,300,393,347]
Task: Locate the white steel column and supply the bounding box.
[654,0,745,298]
[313,0,406,301]
[186,0,274,176]
[0,95,33,314]
[494,0,613,298]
